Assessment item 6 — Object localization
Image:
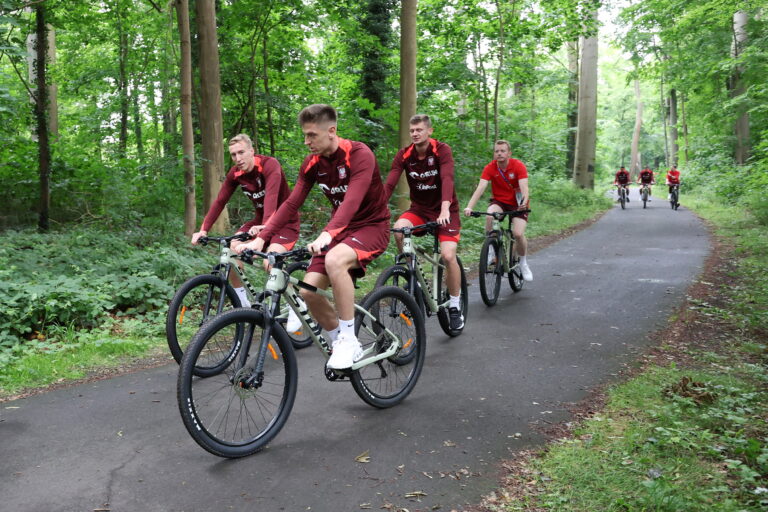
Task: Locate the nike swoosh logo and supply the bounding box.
[318,173,327,176]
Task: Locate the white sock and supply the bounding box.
[520,255,528,266]
[338,318,356,339]
[234,287,250,307]
[449,294,461,309]
[328,326,340,341]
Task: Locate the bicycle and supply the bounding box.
[669,184,680,210]
[469,210,530,306]
[616,184,629,209]
[639,183,653,209]
[375,222,468,337]
[176,247,426,458]
[166,234,311,372]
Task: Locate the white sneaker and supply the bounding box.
[520,262,533,282]
[285,307,302,333]
[326,333,363,369]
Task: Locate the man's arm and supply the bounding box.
[438,143,456,204]
[261,158,284,222]
[518,178,529,206]
[383,153,405,201]
[192,172,237,243]
[463,179,489,216]
[257,168,313,243]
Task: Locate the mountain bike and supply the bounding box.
[470,209,530,306]
[166,234,311,372]
[617,185,629,209]
[669,184,680,210]
[176,247,426,458]
[640,183,653,209]
[374,222,467,337]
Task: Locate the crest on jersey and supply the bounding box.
[508,173,515,179]
[337,166,347,179]
[427,156,435,166]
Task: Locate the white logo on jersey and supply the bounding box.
[318,183,348,195]
[416,183,437,191]
[337,166,347,179]
[408,169,438,180]
[427,156,435,166]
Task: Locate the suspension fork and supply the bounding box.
[241,292,282,388]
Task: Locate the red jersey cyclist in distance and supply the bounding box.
[666,165,681,203]
[637,166,655,199]
[463,140,532,282]
[383,114,464,331]
[614,166,631,202]
[237,104,390,370]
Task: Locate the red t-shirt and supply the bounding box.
[384,138,458,215]
[615,170,630,185]
[201,155,299,234]
[480,158,528,206]
[639,169,654,184]
[259,138,390,241]
[666,169,680,184]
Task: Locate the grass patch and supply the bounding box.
[497,192,768,511]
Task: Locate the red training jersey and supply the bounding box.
[639,169,654,184]
[666,169,681,184]
[259,138,390,241]
[615,170,630,185]
[201,155,299,234]
[480,158,528,206]
[384,138,458,215]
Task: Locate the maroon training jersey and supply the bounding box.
[201,155,299,234]
[259,138,390,241]
[615,170,630,185]
[639,169,654,184]
[384,138,458,215]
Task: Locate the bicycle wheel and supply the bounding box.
[620,189,626,209]
[642,188,648,208]
[166,274,242,368]
[508,240,524,292]
[350,286,426,408]
[375,264,426,319]
[284,261,312,349]
[177,308,298,458]
[479,236,502,306]
[671,189,678,210]
[436,255,468,336]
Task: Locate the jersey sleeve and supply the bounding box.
[201,170,237,231]
[438,143,455,204]
[480,163,494,181]
[258,164,313,241]
[324,146,376,238]
[515,160,528,180]
[261,157,284,222]
[383,151,405,200]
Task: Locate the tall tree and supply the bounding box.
[732,10,750,164]
[668,87,678,167]
[572,7,598,190]
[115,0,129,158]
[196,0,229,232]
[565,39,579,177]
[33,3,51,232]
[396,0,417,211]
[630,78,642,177]
[176,0,196,236]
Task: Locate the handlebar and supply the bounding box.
[469,209,531,220]
[199,232,253,247]
[390,221,440,236]
[239,246,315,266]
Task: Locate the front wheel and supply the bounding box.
[436,255,468,337]
[351,286,426,408]
[166,273,242,374]
[479,237,502,306]
[177,308,298,458]
[374,264,426,319]
[620,188,626,209]
[642,188,648,209]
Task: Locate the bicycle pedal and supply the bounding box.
[324,366,348,381]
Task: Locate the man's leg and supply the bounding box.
[486,202,503,233]
[323,243,364,369]
[513,217,533,281]
[441,240,464,329]
[392,217,414,254]
[300,272,335,332]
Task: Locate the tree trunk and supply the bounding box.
[572,19,598,190]
[34,5,51,232]
[262,33,275,155]
[133,79,144,162]
[660,78,669,167]
[681,93,689,164]
[732,10,750,164]
[565,39,579,177]
[630,79,642,179]
[668,88,678,167]
[176,0,197,237]
[46,25,57,140]
[116,3,129,159]
[397,0,417,211]
[474,35,490,143]
[492,0,505,143]
[196,0,229,232]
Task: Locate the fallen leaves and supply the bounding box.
[355,450,371,463]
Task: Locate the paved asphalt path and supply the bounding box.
[1,189,709,512]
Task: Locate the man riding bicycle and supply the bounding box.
[614,166,631,202]
[637,166,655,201]
[237,104,390,370]
[191,133,300,308]
[383,114,464,331]
[666,165,681,206]
[463,140,532,281]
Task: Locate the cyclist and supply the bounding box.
[614,166,631,202]
[463,140,532,282]
[383,114,464,330]
[191,133,300,310]
[637,165,655,200]
[237,104,390,370]
[666,165,681,206]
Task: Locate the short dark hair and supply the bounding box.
[409,114,432,128]
[298,104,337,126]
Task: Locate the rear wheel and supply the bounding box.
[436,255,468,336]
[177,308,297,458]
[166,273,242,374]
[479,236,502,306]
[351,286,426,408]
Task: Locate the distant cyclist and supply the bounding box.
[237,104,390,370]
[614,166,631,202]
[190,133,300,308]
[384,114,464,330]
[637,166,655,201]
[463,140,532,282]
[666,165,681,206]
